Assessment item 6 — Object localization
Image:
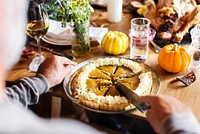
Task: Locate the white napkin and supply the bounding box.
[89,27,108,44]
[46,20,108,44]
[46,19,73,40]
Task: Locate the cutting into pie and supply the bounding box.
[73,57,153,111]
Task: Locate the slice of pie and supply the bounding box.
[89,68,111,80]
[118,76,140,85]
[86,78,112,96]
[106,86,121,96]
[73,57,153,111]
[98,65,117,76]
[117,76,140,90]
[113,66,133,78]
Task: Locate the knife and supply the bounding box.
[150,40,162,54]
[29,42,76,60]
[115,82,151,113]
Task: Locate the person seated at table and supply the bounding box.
[0,0,105,133]
[0,0,200,134]
[140,95,200,134]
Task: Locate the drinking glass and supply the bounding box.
[187,24,200,71]
[188,38,200,71]
[26,1,49,72]
[176,26,200,86]
[129,18,150,62]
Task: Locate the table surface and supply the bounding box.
[6,8,200,121]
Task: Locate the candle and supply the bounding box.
[107,0,123,22]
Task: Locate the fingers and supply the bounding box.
[58,56,77,66]
[140,95,167,105]
[64,64,75,74]
[48,55,77,73]
[140,95,156,105]
[51,55,77,67]
[63,59,77,66]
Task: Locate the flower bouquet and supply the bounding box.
[46,0,94,57]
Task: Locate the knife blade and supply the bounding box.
[29,42,75,60]
[115,82,151,113]
[150,40,162,54]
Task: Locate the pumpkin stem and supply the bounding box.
[173,43,178,52]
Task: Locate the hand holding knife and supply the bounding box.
[115,82,151,113]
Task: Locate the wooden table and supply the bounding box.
[6,8,200,121]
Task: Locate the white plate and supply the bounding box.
[42,27,108,45]
[42,19,72,45]
[42,35,71,46]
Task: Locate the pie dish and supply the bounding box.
[63,57,160,113]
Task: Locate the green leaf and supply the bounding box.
[45,0,93,27]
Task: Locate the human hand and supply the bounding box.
[37,55,77,88]
[140,95,192,133]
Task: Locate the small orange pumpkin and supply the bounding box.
[158,44,191,73]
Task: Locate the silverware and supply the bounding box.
[29,42,75,60]
[150,40,162,54]
[115,82,151,113]
[177,71,196,86]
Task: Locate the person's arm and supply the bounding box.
[161,113,200,134]
[140,95,200,134]
[5,74,49,107]
[5,56,77,108]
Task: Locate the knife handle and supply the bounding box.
[138,102,151,113]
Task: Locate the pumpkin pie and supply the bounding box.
[73,57,153,111]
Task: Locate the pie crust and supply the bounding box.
[73,57,153,111]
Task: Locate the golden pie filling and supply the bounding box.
[73,57,153,111]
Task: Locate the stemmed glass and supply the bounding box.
[26,1,49,72]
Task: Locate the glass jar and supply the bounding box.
[71,21,90,57]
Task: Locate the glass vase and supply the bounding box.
[71,21,90,57]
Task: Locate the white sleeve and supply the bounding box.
[161,114,200,134]
[0,102,106,134]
